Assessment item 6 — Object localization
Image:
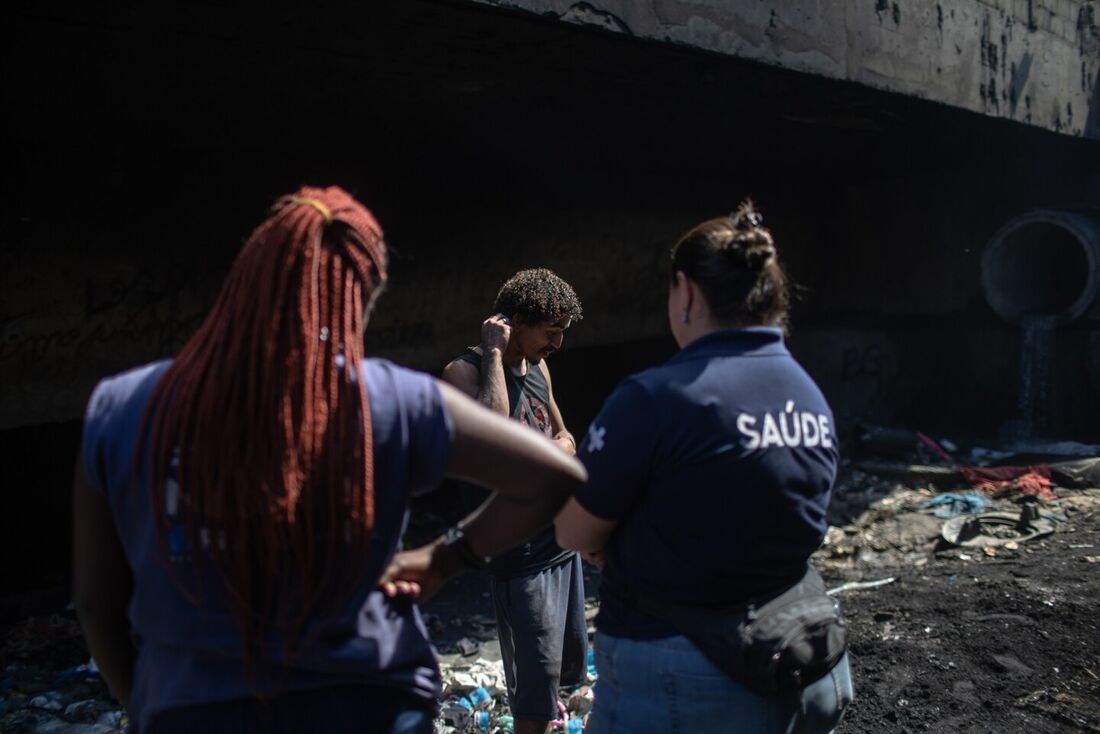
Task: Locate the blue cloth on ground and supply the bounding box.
[919,492,990,518]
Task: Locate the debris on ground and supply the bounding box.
[940,508,1055,547]
[959,465,1057,502]
[819,428,1100,731]
[827,577,897,595]
[0,614,127,734]
[3,430,1096,732]
[435,643,596,733]
[918,492,990,518]
[1051,457,1100,489]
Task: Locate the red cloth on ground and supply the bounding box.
[960,465,1055,502]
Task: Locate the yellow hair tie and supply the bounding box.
[291,197,334,225]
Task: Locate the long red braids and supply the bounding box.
[140,186,388,662]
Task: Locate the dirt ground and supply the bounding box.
[2,456,1098,733]
[824,492,1100,733]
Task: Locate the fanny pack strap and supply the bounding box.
[618,563,817,628]
[613,564,845,695]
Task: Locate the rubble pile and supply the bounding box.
[1,427,1096,732]
[819,428,1100,732]
[430,602,600,734]
[1,614,126,734]
[818,429,1100,571]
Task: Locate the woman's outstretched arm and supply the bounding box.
[381,381,586,599]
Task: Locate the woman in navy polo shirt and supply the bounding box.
[72,187,586,734]
[556,201,852,733]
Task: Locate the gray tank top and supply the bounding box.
[454,348,575,578]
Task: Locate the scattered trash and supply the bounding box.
[437,649,593,732]
[1050,458,1100,489]
[960,465,1056,502]
[852,461,959,488]
[968,447,1016,465]
[468,686,493,709]
[28,694,63,712]
[940,508,1055,547]
[456,637,482,657]
[441,698,473,730]
[1,617,126,734]
[827,577,898,595]
[1007,440,1100,458]
[856,425,956,465]
[5,430,1093,734]
[915,432,955,464]
[919,492,990,518]
[566,686,594,717]
[443,658,508,696]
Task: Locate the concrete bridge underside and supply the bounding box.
[3,0,1099,596]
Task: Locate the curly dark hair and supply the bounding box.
[492,268,583,324]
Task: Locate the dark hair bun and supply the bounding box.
[730,199,764,231]
[725,199,775,271]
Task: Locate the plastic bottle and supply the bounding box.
[469,686,493,709]
[440,700,471,729]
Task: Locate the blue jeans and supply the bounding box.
[587,633,853,734]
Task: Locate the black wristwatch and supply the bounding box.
[442,526,490,570]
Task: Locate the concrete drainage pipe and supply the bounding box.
[981,210,1100,324]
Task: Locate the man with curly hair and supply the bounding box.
[442,268,586,734]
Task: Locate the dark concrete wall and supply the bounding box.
[4,0,1099,435]
[3,0,1100,595]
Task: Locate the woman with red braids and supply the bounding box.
[72,186,586,734]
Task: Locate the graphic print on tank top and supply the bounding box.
[514,387,552,436]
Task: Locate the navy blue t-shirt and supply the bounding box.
[81,359,453,732]
[574,328,838,639]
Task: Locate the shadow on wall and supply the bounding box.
[0,421,82,619]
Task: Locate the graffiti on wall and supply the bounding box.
[0,262,217,428]
[839,341,900,406]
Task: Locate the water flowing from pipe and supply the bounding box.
[1015,315,1057,441]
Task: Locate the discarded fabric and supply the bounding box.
[960,465,1056,502]
[919,492,990,518]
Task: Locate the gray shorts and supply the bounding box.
[490,554,588,720]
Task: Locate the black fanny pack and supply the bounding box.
[624,564,848,695]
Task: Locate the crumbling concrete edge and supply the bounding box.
[469,0,1100,140]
